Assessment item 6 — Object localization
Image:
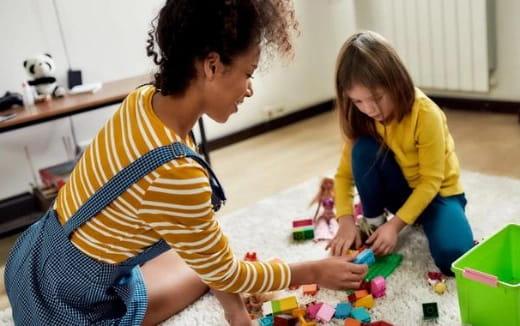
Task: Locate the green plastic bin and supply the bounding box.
[451,223,520,326]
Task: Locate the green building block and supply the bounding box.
[365,253,403,281]
[422,302,439,320]
[292,226,314,240]
[271,300,281,314]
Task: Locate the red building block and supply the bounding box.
[292,219,314,228]
[274,314,297,326]
[244,252,258,261]
[368,321,394,326]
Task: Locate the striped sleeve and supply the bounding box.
[138,161,291,293]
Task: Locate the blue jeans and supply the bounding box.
[351,137,474,275]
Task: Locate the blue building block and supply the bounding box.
[350,307,371,323]
[334,302,352,319]
[259,315,274,326]
[354,249,375,265]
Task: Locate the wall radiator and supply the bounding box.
[379,0,496,93]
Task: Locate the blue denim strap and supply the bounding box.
[63,142,226,236]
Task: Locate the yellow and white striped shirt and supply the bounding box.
[55,85,290,293]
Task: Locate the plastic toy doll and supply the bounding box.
[310,177,339,241]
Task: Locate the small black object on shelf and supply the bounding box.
[0,91,23,111]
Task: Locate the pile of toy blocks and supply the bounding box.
[255,292,394,326]
[292,218,314,241]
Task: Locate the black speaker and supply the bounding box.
[67,69,83,89]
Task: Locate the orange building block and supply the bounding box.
[302,284,319,296]
[344,317,362,326]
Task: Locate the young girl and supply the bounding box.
[310,177,339,241]
[326,31,474,276]
[4,2,367,325]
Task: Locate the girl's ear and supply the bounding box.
[203,52,221,80]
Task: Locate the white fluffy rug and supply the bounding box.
[1,170,518,326]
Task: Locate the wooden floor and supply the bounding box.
[0,108,518,310]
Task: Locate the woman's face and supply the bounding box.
[346,84,394,122]
[203,46,260,123]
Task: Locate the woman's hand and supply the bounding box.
[289,255,368,291]
[366,216,406,256]
[326,216,362,256]
[315,255,368,290]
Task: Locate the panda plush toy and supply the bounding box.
[23,53,66,100]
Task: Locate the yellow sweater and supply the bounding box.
[335,88,463,224]
[55,85,290,293]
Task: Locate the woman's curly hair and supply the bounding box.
[146,0,298,96]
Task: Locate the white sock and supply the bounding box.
[366,214,386,227]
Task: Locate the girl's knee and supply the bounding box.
[431,240,473,275]
[352,137,380,163]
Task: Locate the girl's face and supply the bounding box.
[203,46,260,123]
[346,84,394,123]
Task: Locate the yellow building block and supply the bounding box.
[278,296,298,313]
[354,294,375,309]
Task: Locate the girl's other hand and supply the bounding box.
[365,216,406,255]
[326,216,361,256]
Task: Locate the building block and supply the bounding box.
[422,302,439,320]
[334,302,352,319]
[433,280,447,295]
[370,276,386,298]
[315,303,335,323]
[302,284,318,296]
[368,321,394,326]
[272,300,281,314]
[344,318,362,326]
[274,314,297,326]
[244,251,257,261]
[293,226,314,240]
[354,294,375,309]
[354,248,375,265]
[427,271,443,281]
[365,253,403,281]
[262,301,273,315]
[350,307,371,323]
[359,281,372,293]
[348,290,369,303]
[291,307,317,326]
[306,302,323,319]
[292,219,313,228]
[259,315,274,326]
[278,296,298,313]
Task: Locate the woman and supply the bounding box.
[5,1,367,325]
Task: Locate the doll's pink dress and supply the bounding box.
[314,197,339,241]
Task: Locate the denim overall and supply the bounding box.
[4,142,226,325]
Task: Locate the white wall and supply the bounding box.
[353,0,520,101]
[0,0,356,199]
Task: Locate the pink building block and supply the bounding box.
[315,303,335,323]
[371,276,386,298]
[306,303,323,319]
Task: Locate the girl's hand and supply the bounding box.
[366,216,406,256]
[315,255,368,290]
[326,216,361,256]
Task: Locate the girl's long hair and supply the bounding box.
[335,31,415,144]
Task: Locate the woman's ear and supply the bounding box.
[203,52,221,80]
